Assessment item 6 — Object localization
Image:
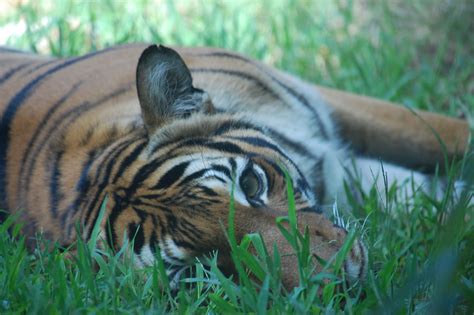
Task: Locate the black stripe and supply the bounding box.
[197,185,219,197]
[190,68,281,100]
[138,193,163,200]
[179,218,206,244]
[178,169,208,186]
[205,141,245,154]
[49,150,64,218]
[19,82,82,196]
[212,120,263,136]
[311,157,326,203]
[21,59,58,78]
[265,127,318,159]
[88,137,139,191]
[80,186,108,241]
[296,177,311,195]
[230,135,309,189]
[147,160,243,206]
[83,139,146,234]
[263,158,285,180]
[172,238,198,251]
[165,213,178,233]
[105,195,127,247]
[68,138,134,239]
[129,222,145,255]
[61,150,96,227]
[229,135,302,183]
[0,46,121,210]
[110,141,147,183]
[149,221,159,256]
[229,158,237,175]
[299,206,322,214]
[196,52,329,139]
[196,51,251,63]
[271,82,329,139]
[174,137,206,149]
[128,158,170,194]
[228,136,289,160]
[210,164,232,180]
[175,138,245,155]
[175,220,203,246]
[78,124,96,147]
[20,84,134,206]
[0,62,32,85]
[132,198,165,208]
[153,161,190,190]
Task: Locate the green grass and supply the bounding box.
[1,0,473,313]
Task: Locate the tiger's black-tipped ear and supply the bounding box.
[136,45,214,133]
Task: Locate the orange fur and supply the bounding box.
[0,44,469,289]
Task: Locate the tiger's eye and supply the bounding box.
[240,169,261,199]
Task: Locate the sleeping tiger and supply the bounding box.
[0,44,469,289]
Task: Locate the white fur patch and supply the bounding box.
[165,237,187,261]
[140,244,156,266]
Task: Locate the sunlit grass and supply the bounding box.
[1,164,472,313]
[1,0,472,116]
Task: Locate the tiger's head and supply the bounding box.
[103,45,367,289]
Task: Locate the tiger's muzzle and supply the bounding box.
[257,211,368,289]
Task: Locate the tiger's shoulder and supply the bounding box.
[0,44,339,213]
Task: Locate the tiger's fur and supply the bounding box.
[0,44,469,288]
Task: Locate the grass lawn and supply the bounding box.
[1,0,473,313]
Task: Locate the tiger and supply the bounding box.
[0,44,470,289]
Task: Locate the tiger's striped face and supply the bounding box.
[105,45,367,289]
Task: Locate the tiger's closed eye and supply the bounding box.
[240,167,262,199]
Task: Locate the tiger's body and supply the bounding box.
[0,44,469,288]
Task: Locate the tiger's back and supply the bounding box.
[0,44,343,236]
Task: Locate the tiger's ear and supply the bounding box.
[136,45,214,133]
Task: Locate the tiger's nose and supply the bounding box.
[297,211,369,283]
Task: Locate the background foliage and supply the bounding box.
[1,0,473,117]
[1,0,473,313]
